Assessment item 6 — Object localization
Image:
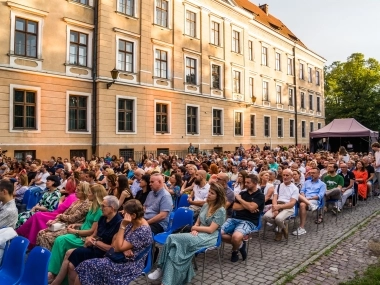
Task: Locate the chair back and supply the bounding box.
[22,190,30,205]
[19,246,51,285]
[176,194,190,209]
[170,207,194,232]
[215,230,222,247]
[26,189,43,210]
[293,202,299,217]
[0,236,29,283]
[227,181,234,189]
[142,243,153,274]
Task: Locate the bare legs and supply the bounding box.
[50,249,75,285]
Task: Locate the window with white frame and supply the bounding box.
[277,118,283,137]
[234,111,243,136]
[261,46,268,66]
[310,122,314,132]
[118,0,135,16]
[250,114,255,136]
[301,121,306,137]
[185,10,196,37]
[186,105,199,135]
[212,108,223,135]
[117,97,135,133]
[233,71,241,93]
[69,30,88,66]
[232,30,240,53]
[289,119,295,137]
[14,17,38,58]
[185,57,197,85]
[317,96,321,112]
[276,85,282,103]
[299,63,304,79]
[154,49,167,78]
[300,92,305,108]
[309,94,313,110]
[275,52,281,71]
[66,91,91,133]
[155,0,168,27]
[211,64,221,89]
[156,102,169,133]
[249,77,254,98]
[289,88,294,106]
[117,39,133,72]
[316,70,320,85]
[248,40,253,61]
[264,116,270,137]
[308,67,312,83]
[211,21,220,45]
[287,57,293,75]
[262,81,269,101]
[72,0,89,4]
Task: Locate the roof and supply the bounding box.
[310,118,378,138]
[234,0,307,48]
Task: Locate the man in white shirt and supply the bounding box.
[371,142,380,196]
[188,170,210,219]
[31,165,49,192]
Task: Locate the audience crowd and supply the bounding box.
[0,142,380,284]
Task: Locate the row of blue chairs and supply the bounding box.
[0,237,51,285]
[20,188,44,212]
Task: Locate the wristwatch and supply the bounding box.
[76,230,79,237]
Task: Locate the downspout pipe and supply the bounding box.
[293,45,298,146]
[91,0,99,156]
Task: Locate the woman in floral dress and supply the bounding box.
[16,175,61,228]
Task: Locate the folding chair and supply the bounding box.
[138,243,153,285]
[19,246,51,285]
[26,189,44,211]
[193,230,223,284]
[244,214,263,265]
[315,198,325,232]
[175,194,191,210]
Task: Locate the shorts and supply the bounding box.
[221,218,258,236]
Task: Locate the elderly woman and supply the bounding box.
[57,196,122,285]
[70,200,153,285]
[36,182,91,250]
[47,185,107,284]
[16,175,61,228]
[259,171,274,212]
[16,178,79,247]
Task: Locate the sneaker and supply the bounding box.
[266,222,273,227]
[148,268,162,280]
[231,250,239,262]
[292,227,307,236]
[331,207,338,215]
[308,204,318,212]
[239,241,247,261]
[337,207,341,213]
[274,226,279,232]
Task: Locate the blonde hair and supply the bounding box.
[19,174,28,186]
[89,184,107,212]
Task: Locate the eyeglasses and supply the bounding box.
[100,204,111,209]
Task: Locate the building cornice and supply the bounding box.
[63,17,94,29]
[7,1,49,17]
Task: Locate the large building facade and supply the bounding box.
[0,0,325,160]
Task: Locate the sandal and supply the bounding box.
[314,214,323,224]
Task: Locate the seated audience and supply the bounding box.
[215,172,235,216]
[323,163,344,211]
[135,174,151,205]
[233,171,247,195]
[0,180,18,228]
[337,163,355,211]
[353,160,369,200]
[14,174,29,210]
[188,170,210,219]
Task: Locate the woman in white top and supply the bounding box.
[338,146,350,163]
[232,171,247,194]
[259,171,274,213]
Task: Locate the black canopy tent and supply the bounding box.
[309,118,379,153]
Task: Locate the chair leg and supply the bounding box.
[145,274,149,285]
[262,220,267,240]
[245,238,250,265]
[258,232,263,259]
[193,256,198,271]
[217,248,223,279]
[201,252,206,285]
[286,221,289,245]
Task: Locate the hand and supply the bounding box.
[190,230,198,236]
[122,213,132,227]
[272,210,279,218]
[46,220,55,226]
[67,224,77,230]
[84,236,95,247]
[67,227,76,234]
[123,249,134,257]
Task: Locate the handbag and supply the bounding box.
[105,243,151,264]
[48,222,66,232]
[171,224,192,234]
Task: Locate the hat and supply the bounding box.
[46,175,61,187]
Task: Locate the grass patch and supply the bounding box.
[277,273,296,285]
[323,244,338,256]
[339,261,380,285]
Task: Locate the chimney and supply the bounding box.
[259,4,269,15]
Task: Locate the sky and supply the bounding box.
[251,0,380,65]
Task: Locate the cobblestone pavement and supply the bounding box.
[131,197,380,285]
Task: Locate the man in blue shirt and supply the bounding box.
[293,167,326,236]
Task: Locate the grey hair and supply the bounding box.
[103,195,119,211]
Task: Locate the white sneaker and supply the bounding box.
[292,227,307,236]
[266,222,273,227]
[148,268,162,280]
[308,204,318,212]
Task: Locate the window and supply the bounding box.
[232,31,240,53]
[14,150,36,162]
[290,119,295,137]
[157,148,169,155]
[156,103,169,133]
[249,77,254,98]
[310,122,314,132]
[250,115,255,136]
[233,71,241,93]
[276,85,282,103]
[212,109,223,135]
[262,81,269,101]
[211,64,220,89]
[287,57,293,75]
[118,98,134,132]
[317,96,321,112]
[316,70,320,85]
[277,118,283,137]
[300,92,305,108]
[309,94,313,110]
[248,40,253,61]
[73,0,89,4]
[308,67,312,83]
[275,52,281,71]
[120,148,134,161]
[261,46,267,66]
[69,31,88,66]
[13,90,36,129]
[118,0,134,16]
[318,122,322,129]
[154,49,167,78]
[155,0,168,27]
[264,116,270,137]
[289,88,294,106]
[14,17,38,58]
[301,121,306,137]
[186,105,198,135]
[211,21,220,45]
[185,57,196,84]
[185,11,196,37]
[299,63,304,79]
[234,112,243,136]
[70,150,87,160]
[68,95,88,131]
[117,39,133,72]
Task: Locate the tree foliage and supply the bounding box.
[324,53,380,131]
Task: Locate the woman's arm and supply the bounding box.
[191,221,219,234]
[113,214,133,252]
[265,186,274,202]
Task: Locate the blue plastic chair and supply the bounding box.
[138,243,153,285]
[154,208,194,245]
[193,230,223,284]
[18,246,51,285]
[284,203,299,243]
[0,236,30,285]
[244,213,263,265]
[175,194,191,210]
[227,181,234,189]
[21,190,30,206]
[26,189,43,211]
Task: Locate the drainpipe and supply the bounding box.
[293,45,298,146]
[91,0,99,156]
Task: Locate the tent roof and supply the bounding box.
[310,118,378,138]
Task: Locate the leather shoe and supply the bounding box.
[274,231,282,241]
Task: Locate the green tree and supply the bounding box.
[324,53,380,131]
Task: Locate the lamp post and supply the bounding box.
[106,68,120,89]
